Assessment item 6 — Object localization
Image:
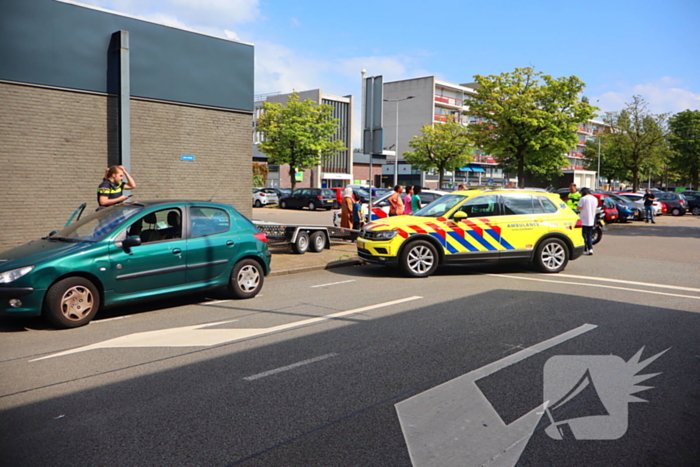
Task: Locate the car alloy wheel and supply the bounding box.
[672,207,681,216]
[400,240,438,278]
[535,238,568,273]
[280,200,287,209]
[308,202,316,211]
[693,207,700,216]
[254,199,262,208]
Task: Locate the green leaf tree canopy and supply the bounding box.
[466,67,596,187]
[668,109,700,190]
[256,92,346,191]
[601,96,669,191]
[403,115,474,189]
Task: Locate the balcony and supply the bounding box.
[434,94,463,108]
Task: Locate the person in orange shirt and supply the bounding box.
[388,185,404,216]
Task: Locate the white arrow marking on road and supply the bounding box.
[395,323,597,467]
[31,296,423,362]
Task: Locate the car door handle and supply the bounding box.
[226,240,235,247]
[172,248,182,255]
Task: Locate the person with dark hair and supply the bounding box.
[577,187,597,255]
[403,185,414,215]
[643,189,656,223]
[97,165,136,209]
[565,183,581,211]
[411,185,423,212]
[388,185,404,216]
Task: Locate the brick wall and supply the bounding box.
[0,82,252,251]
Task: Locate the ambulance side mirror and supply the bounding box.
[453,211,468,222]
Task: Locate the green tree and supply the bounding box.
[256,92,346,191]
[581,138,628,185]
[403,115,474,189]
[465,67,596,186]
[668,109,700,190]
[601,96,669,191]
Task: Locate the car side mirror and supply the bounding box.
[453,211,468,222]
[48,230,58,237]
[121,235,142,253]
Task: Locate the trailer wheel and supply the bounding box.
[291,231,309,254]
[309,231,326,252]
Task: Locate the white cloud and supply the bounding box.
[594,77,700,115]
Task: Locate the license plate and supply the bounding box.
[357,240,365,249]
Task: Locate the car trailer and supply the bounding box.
[252,221,358,254]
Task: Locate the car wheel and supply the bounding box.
[534,238,569,273]
[254,199,262,208]
[309,231,326,252]
[280,200,287,209]
[308,202,316,211]
[672,207,681,216]
[44,277,100,328]
[592,225,603,245]
[693,207,700,216]
[400,240,438,278]
[228,259,264,299]
[291,231,309,254]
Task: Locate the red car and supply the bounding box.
[590,193,619,222]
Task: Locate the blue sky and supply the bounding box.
[74,0,699,137]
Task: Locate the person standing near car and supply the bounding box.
[578,188,597,255]
[403,185,414,215]
[643,189,656,223]
[566,183,581,211]
[340,187,354,228]
[388,185,404,216]
[412,186,423,212]
[97,165,136,210]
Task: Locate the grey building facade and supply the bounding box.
[0,0,255,250]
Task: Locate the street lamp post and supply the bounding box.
[597,134,601,190]
[384,96,414,186]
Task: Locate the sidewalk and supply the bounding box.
[267,240,362,277]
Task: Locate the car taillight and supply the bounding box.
[254,232,268,243]
[317,195,323,200]
[575,219,583,228]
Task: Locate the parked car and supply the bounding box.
[655,192,688,216]
[333,189,448,227]
[606,193,643,221]
[358,189,585,277]
[680,192,700,215]
[614,192,662,216]
[590,193,619,223]
[252,188,279,207]
[0,201,271,328]
[279,188,337,210]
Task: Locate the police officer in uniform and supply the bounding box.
[565,183,581,211]
[97,165,136,210]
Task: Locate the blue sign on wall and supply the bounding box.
[181,155,195,161]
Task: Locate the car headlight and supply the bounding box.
[372,230,398,240]
[0,266,34,284]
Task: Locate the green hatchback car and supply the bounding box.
[0,201,271,328]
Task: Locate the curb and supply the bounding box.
[268,258,363,277]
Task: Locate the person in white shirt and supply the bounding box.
[577,188,598,255]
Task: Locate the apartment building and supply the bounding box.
[383,77,506,188]
[253,89,354,189]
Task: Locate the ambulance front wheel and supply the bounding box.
[400,240,438,278]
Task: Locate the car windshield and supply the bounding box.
[354,188,370,198]
[412,194,467,217]
[48,204,142,242]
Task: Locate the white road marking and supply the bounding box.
[243,353,339,381]
[30,296,423,361]
[549,273,700,293]
[310,280,356,288]
[92,316,131,323]
[201,300,231,306]
[396,324,597,467]
[488,274,700,301]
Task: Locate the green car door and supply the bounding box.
[185,206,239,285]
[109,208,187,294]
